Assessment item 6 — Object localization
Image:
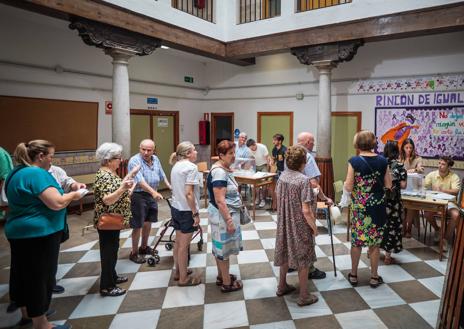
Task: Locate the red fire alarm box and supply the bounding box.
[194,0,206,9]
[199,113,210,145]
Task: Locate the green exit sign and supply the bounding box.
[184,76,194,83]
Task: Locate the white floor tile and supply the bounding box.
[54,276,99,298]
[271,215,278,222]
[285,292,332,320]
[254,221,277,230]
[418,276,445,297]
[119,229,133,238]
[332,224,349,234]
[162,284,205,308]
[129,270,171,290]
[78,250,101,263]
[207,242,213,253]
[189,253,207,268]
[390,250,421,263]
[115,259,142,274]
[151,221,164,228]
[242,230,260,240]
[260,238,276,249]
[328,254,367,271]
[62,240,98,252]
[315,245,326,258]
[242,277,277,300]
[192,233,208,243]
[56,263,75,280]
[204,301,248,329]
[377,265,415,283]
[0,303,21,328]
[237,250,269,264]
[315,234,341,245]
[109,310,160,329]
[69,293,125,319]
[251,320,296,329]
[425,259,448,275]
[355,284,406,309]
[312,271,352,291]
[205,265,240,284]
[121,236,156,249]
[336,310,388,329]
[410,300,441,328]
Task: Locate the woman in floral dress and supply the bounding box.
[381,141,407,264]
[344,131,392,288]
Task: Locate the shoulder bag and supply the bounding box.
[97,213,125,230]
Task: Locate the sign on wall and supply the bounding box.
[375,91,464,160]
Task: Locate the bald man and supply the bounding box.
[295,132,333,280]
[128,139,171,264]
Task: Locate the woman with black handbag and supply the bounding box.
[94,142,140,297]
[6,140,83,329]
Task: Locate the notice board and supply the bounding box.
[0,96,98,153]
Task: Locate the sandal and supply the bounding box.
[347,273,358,287]
[216,274,237,286]
[173,269,193,281]
[276,284,296,297]
[115,276,128,284]
[129,252,146,264]
[384,256,395,265]
[369,276,384,289]
[178,276,202,287]
[100,286,126,297]
[221,280,243,293]
[297,294,319,307]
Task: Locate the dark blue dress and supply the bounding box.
[348,155,388,247]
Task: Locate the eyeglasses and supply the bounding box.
[112,156,122,160]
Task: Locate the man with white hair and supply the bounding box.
[235,132,252,164]
[128,139,171,263]
[295,131,333,280]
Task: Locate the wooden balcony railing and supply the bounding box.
[171,0,215,23]
[239,0,281,24]
[297,0,352,12]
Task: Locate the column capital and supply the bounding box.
[69,18,161,56]
[104,48,137,64]
[291,40,364,66]
[312,60,337,73]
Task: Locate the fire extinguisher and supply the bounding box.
[199,113,210,145]
[194,0,206,9]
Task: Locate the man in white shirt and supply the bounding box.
[246,139,270,208]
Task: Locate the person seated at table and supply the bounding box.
[400,138,424,238]
[246,138,270,208]
[423,156,461,247]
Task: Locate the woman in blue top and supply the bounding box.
[6,140,82,329]
[344,131,392,289]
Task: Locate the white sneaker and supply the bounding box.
[258,200,266,208]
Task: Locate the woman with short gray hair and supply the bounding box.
[94,142,140,297]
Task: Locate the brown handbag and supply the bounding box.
[97,213,125,230]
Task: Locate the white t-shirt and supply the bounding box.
[249,143,269,166]
[170,160,201,211]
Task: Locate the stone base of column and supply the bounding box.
[315,157,334,200]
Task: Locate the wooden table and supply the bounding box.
[234,173,277,220]
[401,195,449,261]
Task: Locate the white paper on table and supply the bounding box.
[252,172,268,178]
[426,191,456,201]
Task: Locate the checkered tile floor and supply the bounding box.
[0,208,448,329]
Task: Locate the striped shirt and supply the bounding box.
[128,154,166,192]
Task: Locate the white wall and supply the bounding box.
[102,0,463,41]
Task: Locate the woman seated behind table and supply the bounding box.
[423,156,461,247]
[169,141,202,286]
[6,140,83,329]
[345,130,392,288]
[94,142,140,297]
[207,140,243,293]
[400,138,424,238]
[274,145,319,306]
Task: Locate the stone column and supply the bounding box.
[291,40,363,199]
[105,49,136,158]
[69,18,161,158]
[313,60,337,158]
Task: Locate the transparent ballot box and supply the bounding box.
[232,158,256,173]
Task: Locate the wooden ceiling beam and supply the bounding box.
[226,3,464,58]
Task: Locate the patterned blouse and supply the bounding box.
[93,168,131,226]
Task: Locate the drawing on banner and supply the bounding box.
[375,106,464,160]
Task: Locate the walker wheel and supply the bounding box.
[197,241,203,251]
[165,243,173,251]
[147,257,156,267]
[153,254,160,263]
[152,249,159,256]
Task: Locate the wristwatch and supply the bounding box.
[192,212,199,219]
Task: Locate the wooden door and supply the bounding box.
[211,112,234,156]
